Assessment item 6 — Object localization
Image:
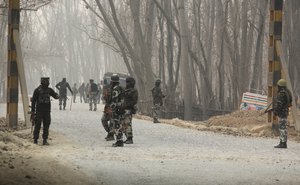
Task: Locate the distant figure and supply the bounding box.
[78,83,86,103]
[85,82,90,103]
[88,79,98,111]
[31,77,59,145]
[151,79,165,123]
[272,79,293,149]
[55,78,73,110]
[72,83,78,103]
[97,83,102,104]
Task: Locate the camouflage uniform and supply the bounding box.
[55,78,73,110]
[101,83,114,140]
[151,80,164,123]
[110,83,124,146]
[274,87,292,145]
[122,77,138,144]
[88,79,98,111]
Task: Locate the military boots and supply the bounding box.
[124,137,133,144]
[105,133,115,141]
[274,142,287,149]
[43,139,50,145]
[112,140,124,147]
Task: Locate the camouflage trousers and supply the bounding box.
[152,103,161,121]
[89,93,97,110]
[111,112,124,142]
[279,117,288,143]
[123,110,133,138]
[101,107,113,133]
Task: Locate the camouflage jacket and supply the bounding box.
[151,86,164,105]
[122,87,138,110]
[274,88,292,118]
[110,85,124,112]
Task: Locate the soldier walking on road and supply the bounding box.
[273,79,293,149]
[72,83,78,103]
[31,77,59,145]
[151,79,165,123]
[88,79,98,111]
[121,77,138,144]
[78,83,86,103]
[55,78,73,110]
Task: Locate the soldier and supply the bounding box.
[101,79,114,141]
[110,74,125,147]
[273,79,292,148]
[72,83,78,103]
[97,83,102,104]
[151,79,165,123]
[78,83,86,103]
[88,79,98,111]
[121,77,138,144]
[55,78,73,110]
[31,77,59,145]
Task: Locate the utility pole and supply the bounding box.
[6,0,20,129]
[267,0,282,132]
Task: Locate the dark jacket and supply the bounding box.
[152,86,164,105]
[274,88,292,118]
[55,81,72,95]
[31,86,59,113]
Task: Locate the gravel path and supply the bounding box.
[1,102,300,185]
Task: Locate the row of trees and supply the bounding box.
[1,0,300,120]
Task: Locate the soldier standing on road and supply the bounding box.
[55,78,73,110]
[110,74,125,147]
[273,79,293,148]
[72,83,78,103]
[151,79,165,123]
[78,83,86,103]
[121,77,138,144]
[88,79,98,111]
[31,77,59,145]
[101,79,114,141]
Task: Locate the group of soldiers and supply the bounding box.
[101,74,139,147]
[54,78,102,111]
[30,74,291,149]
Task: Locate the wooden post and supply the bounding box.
[13,30,30,127]
[268,0,283,132]
[276,41,300,131]
[6,0,20,129]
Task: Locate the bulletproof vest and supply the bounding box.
[91,83,98,92]
[38,87,51,104]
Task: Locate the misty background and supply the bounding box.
[1,0,300,120]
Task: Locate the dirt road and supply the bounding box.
[1,102,300,185]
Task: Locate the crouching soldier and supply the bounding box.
[121,77,138,144]
[31,77,59,145]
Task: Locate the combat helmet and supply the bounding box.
[111,74,119,82]
[40,77,50,88]
[126,77,135,86]
[155,79,161,86]
[277,79,287,87]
